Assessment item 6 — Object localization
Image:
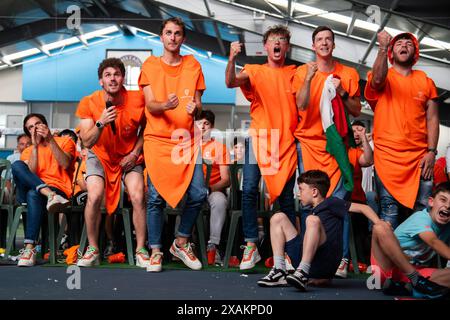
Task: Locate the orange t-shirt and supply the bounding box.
[76,88,145,214]
[139,55,206,208]
[21,136,76,198]
[240,64,298,203]
[201,139,230,187]
[293,62,360,197]
[364,68,438,208]
[348,147,366,203]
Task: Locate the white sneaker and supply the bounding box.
[239,245,261,270]
[146,252,164,272]
[17,248,37,267]
[169,240,202,270]
[46,194,69,214]
[135,248,151,268]
[285,253,295,273]
[77,246,100,267]
[335,258,348,278]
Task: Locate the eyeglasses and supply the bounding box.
[267,36,288,43]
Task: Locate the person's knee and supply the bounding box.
[86,191,103,208]
[11,160,27,176]
[27,189,42,202]
[128,189,144,206]
[270,211,287,225]
[372,221,391,238]
[305,215,321,228]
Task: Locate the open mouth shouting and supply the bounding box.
[438,209,450,219]
[273,46,282,57]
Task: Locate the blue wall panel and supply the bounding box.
[23,35,235,104]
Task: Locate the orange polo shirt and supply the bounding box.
[139,55,206,208]
[293,62,360,197]
[365,68,438,208]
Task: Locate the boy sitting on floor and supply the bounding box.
[258,170,449,299]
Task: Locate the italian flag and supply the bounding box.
[320,74,355,193]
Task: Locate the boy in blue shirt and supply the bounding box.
[371,182,450,298]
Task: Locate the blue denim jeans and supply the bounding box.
[296,141,351,258]
[242,137,296,243]
[375,170,432,229]
[146,163,207,249]
[12,160,66,245]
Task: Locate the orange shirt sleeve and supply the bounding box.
[345,67,360,97]
[364,71,381,109]
[60,137,77,159]
[292,65,306,93]
[427,77,439,100]
[196,71,206,93]
[76,97,94,119]
[138,59,151,89]
[21,146,32,161]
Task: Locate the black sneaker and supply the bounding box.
[257,268,288,287]
[382,278,412,296]
[412,276,449,299]
[286,269,308,291]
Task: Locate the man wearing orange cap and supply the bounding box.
[76,58,148,268]
[139,17,207,272]
[364,30,439,229]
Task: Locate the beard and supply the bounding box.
[392,53,415,67]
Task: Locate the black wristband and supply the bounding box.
[341,91,349,100]
[427,148,437,155]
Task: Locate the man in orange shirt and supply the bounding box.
[225,25,300,270]
[365,31,439,230]
[196,110,230,265]
[12,113,75,266]
[293,26,362,277]
[139,17,207,272]
[76,58,148,268]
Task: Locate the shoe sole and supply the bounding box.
[136,259,150,268]
[257,280,288,287]
[47,201,70,215]
[146,266,162,272]
[239,255,262,270]
[169,245,202,270]
[286,276,307,292]
[77,259,100,267]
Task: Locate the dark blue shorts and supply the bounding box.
[285,234,342,279]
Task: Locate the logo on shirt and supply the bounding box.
[413,91,426,102]
[180,88,192,100]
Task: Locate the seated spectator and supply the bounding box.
[3,134,31,203]
[370,182,450,299]
[258,170,382,289]
[196,110,231,265]
[12,113,76,267]
[335,120,374,278]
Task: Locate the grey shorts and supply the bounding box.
[86,149,143,181]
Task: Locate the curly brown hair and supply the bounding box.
[97,58,125,79]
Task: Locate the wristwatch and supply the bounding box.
[95,120,104,129]
[340,91,349,100]
[427,148,437,155]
